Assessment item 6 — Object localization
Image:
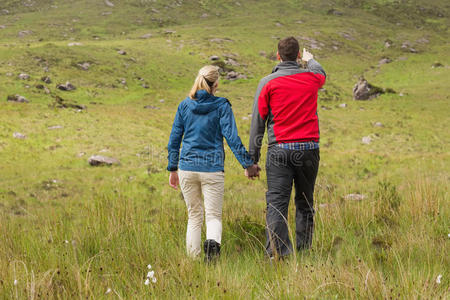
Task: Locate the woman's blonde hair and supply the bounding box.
[189,65,220,99]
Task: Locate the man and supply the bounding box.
[247,36,326,258]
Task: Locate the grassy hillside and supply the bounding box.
[0,0,449,298]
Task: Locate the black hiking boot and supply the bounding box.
[203,239,220,263]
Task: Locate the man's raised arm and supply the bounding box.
[303,48,326,86]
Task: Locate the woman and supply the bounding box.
[167,65,259,261]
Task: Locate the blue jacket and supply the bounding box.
[167,90,254,172]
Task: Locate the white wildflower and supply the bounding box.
[13,279,18,286]
[152,277,157,283]
[105,288,112,294]
[448,233,450,238]
[147,271,155,278]
[144,278,150,285]
[436,274,442,284]
[147,264,152,270]
[64,240,69,244]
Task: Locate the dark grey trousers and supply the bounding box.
[265,147,320,257]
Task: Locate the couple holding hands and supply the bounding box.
[167,37,326,262]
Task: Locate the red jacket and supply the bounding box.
[249,60,326,163]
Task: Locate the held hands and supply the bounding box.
[302,48,314,62]
[245,164,261,180]
[169,171,179,190]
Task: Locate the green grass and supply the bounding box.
[0,0,449,298]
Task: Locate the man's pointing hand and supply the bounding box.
[302,48,314,62]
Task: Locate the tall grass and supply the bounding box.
[1,176,447,298]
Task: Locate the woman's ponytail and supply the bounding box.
[189,65,220,99]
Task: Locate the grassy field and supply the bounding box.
[0,0,449,298]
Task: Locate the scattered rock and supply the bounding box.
[13,132,27,139]
[295,20,304,24]
[384,39,393,48]
[275,22,283,27]
[48,125,63,130]
[431,62,443,68]
[361,136,372,144]
[1,9,9,15]
[344,194,366,201]
[68,42,83,46]
[327,8,343,16]
[401,41,417,53]
[144,105,159,110]
[321,105,331,110]
[0,25,6,29]
[35,84,45,90]
[226,71,247,80]
[353,77,395,100]
[77,62,90,70]
[7,95,29,103]
[373,122,384,127]
[41,76,51,84]
[340,32,355,40]
[104,0,115,7]
[88,155,120,166]
[140,33,153,39]
[77,152,86,157]
[57,82,76,91]
[201,13,209,18]
[18,73,30,80]
[117,50,127,55]
[318,88,341,101]
[298,36,324,50]
[18,30,32,37]
[209,38,233,43]
[164,30,176,35]
[142,83,149,89]
[259,51,266,57]
[378,58,392,65]
[338,103,347,108]
[101,11,112,16]
[119,78,126,85]
[159,99,165,103]
[52,96,86,110]
[224,58,239,66]
[416,37,429,44]
[209,55,220,61]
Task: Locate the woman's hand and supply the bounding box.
[169,171,179,189]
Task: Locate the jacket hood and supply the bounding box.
[187,90,229,114]
[272,61,300,73]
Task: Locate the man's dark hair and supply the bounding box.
[278,37,300,61]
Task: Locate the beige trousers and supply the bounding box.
[178,170,225,257]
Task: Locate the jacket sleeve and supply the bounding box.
[219,102,254,169]
[167,104,184,171]
[307,59,326,88]
[248,79,270,163]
